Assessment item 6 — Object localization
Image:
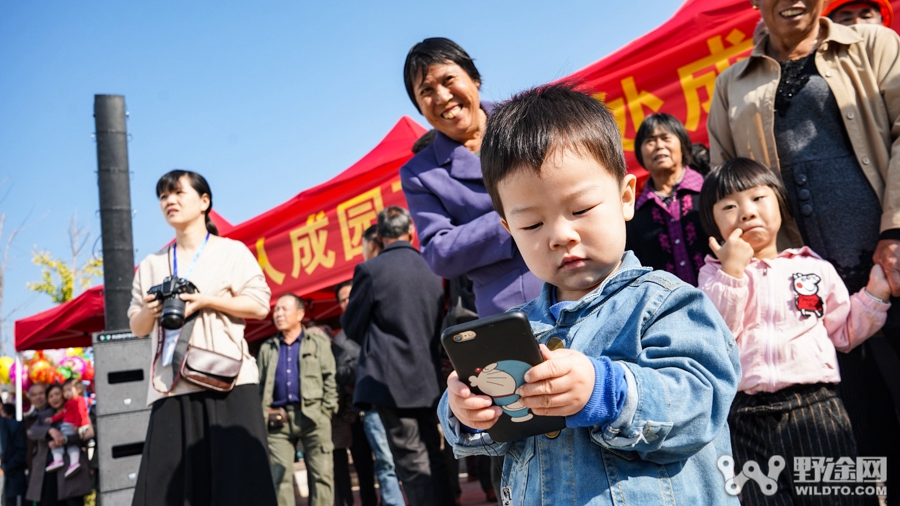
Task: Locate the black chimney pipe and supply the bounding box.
[94,95,135,331]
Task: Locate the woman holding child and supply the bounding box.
[707,0,900,496]
[128,170,276,506]
[26,383,91,505]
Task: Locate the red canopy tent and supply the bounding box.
[228,116,428,341]
[18,0,900,351]
[14,118,426,351]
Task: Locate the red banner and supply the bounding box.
[226,117,427,324]
[563,0,900,178]
[561,0,758,179]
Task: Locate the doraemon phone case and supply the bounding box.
[441,312,566,442]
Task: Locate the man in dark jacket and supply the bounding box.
[0,404,27,506]
[341,206,451,506]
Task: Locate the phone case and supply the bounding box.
[441,311,566,443]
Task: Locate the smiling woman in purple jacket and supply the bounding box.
[399,38,542,318]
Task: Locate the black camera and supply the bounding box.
[147,276,199,330]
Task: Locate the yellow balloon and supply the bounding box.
[0,356,14,385]
[66,347,84,357]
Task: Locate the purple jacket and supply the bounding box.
[400,103,542,317]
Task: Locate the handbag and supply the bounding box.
[153,317,243,394]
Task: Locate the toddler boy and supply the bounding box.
[439,84,742,505]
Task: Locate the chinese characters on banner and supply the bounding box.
[253,178,409,287]
[563,0,762,179]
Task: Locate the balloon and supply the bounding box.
[9,362,26,386]
[43,349,66,367]
[20,350,35,362]
[81,362,95,382]
[65,347,84,357]
[63,356,86,379]
[22,376,32,392]
[0,357,14,385]
[29,361,53,383]
[56,366,73,380]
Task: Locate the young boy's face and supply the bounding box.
[499,149,636,302]
[63,384,74,400]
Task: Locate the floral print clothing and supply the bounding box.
[625,166,710,286]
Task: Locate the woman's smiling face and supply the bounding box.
[413,62,483,145]
[47,386,64,410]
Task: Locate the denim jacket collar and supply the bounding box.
[432,101,495,180]
[528,251,652,332]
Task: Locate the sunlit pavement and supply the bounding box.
[293,460,497,506]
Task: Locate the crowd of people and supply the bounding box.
[1,1,888,506]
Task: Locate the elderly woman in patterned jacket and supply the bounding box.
[626,113,711,286]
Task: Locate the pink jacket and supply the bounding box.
[698,247,889,394]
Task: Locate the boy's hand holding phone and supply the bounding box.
[446,371,503,430]
[518,344,595,417]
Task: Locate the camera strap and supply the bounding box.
[172,232,210,279]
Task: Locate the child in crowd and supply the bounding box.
[698,158,890,505]
[439,84,742,505]
[45,378,90,477]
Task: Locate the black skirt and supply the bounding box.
[132,384,277,506]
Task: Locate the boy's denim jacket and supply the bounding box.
[438,252,742,505]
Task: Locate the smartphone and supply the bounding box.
[441,311,566,443]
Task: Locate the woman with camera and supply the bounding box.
[128,170,276,506]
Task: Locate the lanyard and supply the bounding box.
[173,232,210,279]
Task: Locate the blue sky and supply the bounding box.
[0,0,682,348]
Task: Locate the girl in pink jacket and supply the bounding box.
[697,158,890,505]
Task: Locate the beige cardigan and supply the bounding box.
[708,18,900,235]
[128,235,271,405]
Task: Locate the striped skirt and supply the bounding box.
[728,383,878,506]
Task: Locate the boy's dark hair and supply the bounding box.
[1,403,15,417]
[633,113,693,169]
[404,38,481,112]
[377,206,412,239]
[481,84,627,218]
[699,157,794,243]
[277,293,306,311]
[334,280,352,300]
